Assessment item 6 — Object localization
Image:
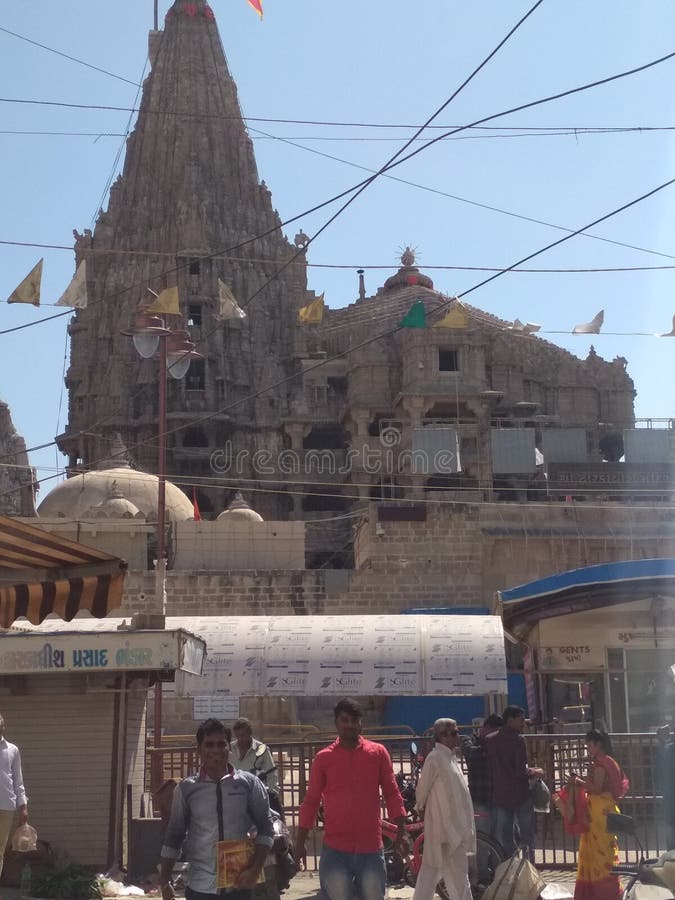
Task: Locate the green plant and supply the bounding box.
[31,864,103,900]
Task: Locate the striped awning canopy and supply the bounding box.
[0,516,128,628]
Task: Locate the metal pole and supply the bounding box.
[154,0,159,30]
[155,331,167,615]
[153,331,168,784]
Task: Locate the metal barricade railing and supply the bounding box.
[146,731,667,870]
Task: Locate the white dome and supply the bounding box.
[217,491,264,523]
[38,467,194,521]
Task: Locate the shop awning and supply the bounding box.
[168,614,508,697]
[0,515,127,628]
[497,558,675,636]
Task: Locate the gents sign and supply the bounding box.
[539,645,604,670]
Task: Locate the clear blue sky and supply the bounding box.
[1,1,674,499]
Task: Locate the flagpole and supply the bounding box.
[154,0,158,30]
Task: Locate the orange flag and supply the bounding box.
[247,0,263,16]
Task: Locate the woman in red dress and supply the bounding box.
[573,730,628,900]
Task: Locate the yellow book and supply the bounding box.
[216,839,265,889]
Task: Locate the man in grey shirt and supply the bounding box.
[160,719,274,900]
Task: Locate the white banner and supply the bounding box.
[173,615,507,698]
[193,695,240,719]
[423,615,507,695]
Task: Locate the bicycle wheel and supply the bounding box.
[471,832,505,900]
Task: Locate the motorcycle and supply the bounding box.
[610,813,675,900]
[395,741,425,819]
[247,743,297,900]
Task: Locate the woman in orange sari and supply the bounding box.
[573,730,628,900]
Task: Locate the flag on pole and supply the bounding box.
[193,488,202,522]
[433,304,469,329]
[218,279,246,320]
[509,318,541,334]
[399,300,426,328]
[247,0,263,17]
[56,261,88,308]
[658,315,675,337]
[572,309,604,335]
[147,286,180,315]
[298,294,324,324]
[7,259,43,306]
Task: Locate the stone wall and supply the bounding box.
[119,501,675,619]
[118,499,675,735]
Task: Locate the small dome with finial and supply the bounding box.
[217,491,264,523]
[383,245,434,291]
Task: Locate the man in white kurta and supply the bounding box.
[413,718,475,900]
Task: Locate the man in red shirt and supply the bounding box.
[297,698,408,900]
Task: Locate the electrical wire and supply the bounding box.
[122,171,675,465]
[88,56,148,228]
[3,46,675,338]
[4,169,674,487]
[0,26,140,87]
[4,240,675,274]
[3,126,675,142]
[3,40,675,482]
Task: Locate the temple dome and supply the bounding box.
[217,491,264,523]
[37,467,193,521]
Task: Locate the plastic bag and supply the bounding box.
[552,784,590,835]
[531,777,551,814]
[481,849,546,900]
[11,824,37,853]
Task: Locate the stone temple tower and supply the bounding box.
[57,0,313,518]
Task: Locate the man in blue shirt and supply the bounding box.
[0,713,29,881]
[160,719,274,900]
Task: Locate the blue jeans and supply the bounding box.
[186,888,251,900]
[493,799,535,857]
[319,846,386,900]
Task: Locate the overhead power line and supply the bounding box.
[2,43,675,340]
[0,26,140,86]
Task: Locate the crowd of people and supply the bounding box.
[154,700,672,900]
[1,703,674,900]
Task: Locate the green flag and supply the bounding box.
[399,300,426,328]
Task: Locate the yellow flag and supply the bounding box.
[7,259,43,306]
[56,261,88,309]
[147,286,179,315]
[298,293,324,324]
[433,303,469,329]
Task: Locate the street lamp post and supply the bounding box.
[123,304,202,788]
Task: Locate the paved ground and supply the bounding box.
[282,870,577,900]
[1,868,579,900]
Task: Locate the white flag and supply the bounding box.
[510,318,541,334]
[56,261,88,308]
[218,279,246,320]
[658,315,675,337]
[573,309,604,335]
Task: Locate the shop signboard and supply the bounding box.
[0,629,204,675]
[538,644,605,670]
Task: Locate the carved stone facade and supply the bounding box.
[56,0,639,568]
[0,401,35,517]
